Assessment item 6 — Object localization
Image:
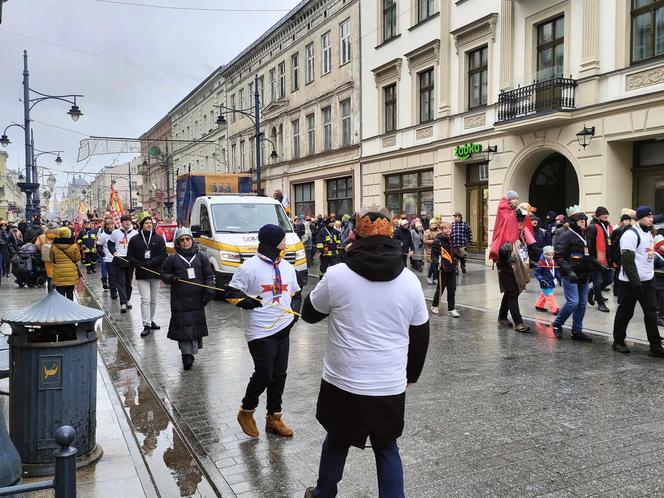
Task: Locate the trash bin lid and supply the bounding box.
[1,291,105,326]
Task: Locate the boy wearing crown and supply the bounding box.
[225,224,301,439]
[301,206,429,498]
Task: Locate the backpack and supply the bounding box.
[40,241,52,262]
[615,226,641,266]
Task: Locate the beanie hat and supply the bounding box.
[542,245,554,255]
[341,214,351,223]
[57,227,72,239]
[555,214,565,222]
[635,205,653,221]
[258,224,286,248]
[175,227,193,240]
[137,210,153,229]
[620,214,634,222]
[595,206,609,217]
[505,191,519,201]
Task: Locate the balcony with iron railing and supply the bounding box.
[496,76,577,124]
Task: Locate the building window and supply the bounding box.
[269,68,276,101]
[468,45,488,109]
[322,32,332,74]
[278,61,286,98]
[631,0,664,62]
[322,106,332,151]
[258,76,264,107]
[340,19,351,64]
[292,119,300,159]
[383,0,397,42]
[537,15,564,80]
[340,99,351,146]
[384,83,397,133]
[231,144,237,170]
[417,0,435,22]
[294,182,315,217]
[418,68,434,123]
[385,170,434,218]
[239,88,244,111]
[307,113,316,155]
[327,177,353,217]
[291,53,299,91]
[306,42,315,84]
[230,95,236,123]
[240,140,245,169]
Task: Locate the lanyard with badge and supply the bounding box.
[178,253,197,279]
[600,223,612,245]
[142,231,153,259]
[570,229,590,256]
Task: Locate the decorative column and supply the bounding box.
[499,0,513,90]
[580,0,600,76]
[438,0,451,116]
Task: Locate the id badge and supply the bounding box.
[648,251,655,262]
[187,267,196,279]
[584,247,589,256]
[608,239,612,246]
[144,250,151,259]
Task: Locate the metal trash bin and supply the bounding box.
[1,291,105,477]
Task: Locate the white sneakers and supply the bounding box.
[430,306,460,318]
[426,277,433,285]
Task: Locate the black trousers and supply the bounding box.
[243,323,293,414]
[432,270,456,309]
[320,256,338,275]
[613,279,662,345]
[657,288,664,318]
[113,262,133,305]
[56,285,74,300]
[589,268,613,304]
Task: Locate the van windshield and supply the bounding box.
[211,203,293,233]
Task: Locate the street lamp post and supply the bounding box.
[215,74,277,196]
[0,50,83,221]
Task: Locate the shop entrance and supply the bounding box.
[466,163,489,253]
[634,141,664,214]
[528,152,579,216]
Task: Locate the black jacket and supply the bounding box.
[554,225,598,282]
[392,226,414,254]
[127,229,168,280]
[431,233,456,272]
[160,245,215,342]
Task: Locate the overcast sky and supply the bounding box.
[0,0,299,195]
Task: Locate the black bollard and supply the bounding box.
[53,426,77,498]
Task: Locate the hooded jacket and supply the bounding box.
[49,229,81,287]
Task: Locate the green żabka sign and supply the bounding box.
[454,143,482,161]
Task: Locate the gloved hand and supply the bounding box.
[567,271,579,284]
[539,280,549,289]
[237,295,262,310]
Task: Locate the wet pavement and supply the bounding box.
[79,269,664,497]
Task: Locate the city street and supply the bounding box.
[72,273,664,497]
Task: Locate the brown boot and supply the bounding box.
[237,407,259,437]
[265,412,294,437]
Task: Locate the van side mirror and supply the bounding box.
[191,224,210,237]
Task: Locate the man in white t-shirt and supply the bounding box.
[301,206,430,498]
[107,214,138,313]
[226,224,301,439]
[96,216,116,294]
[612,206,663,356]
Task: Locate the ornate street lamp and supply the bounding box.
[482,144,498,162]
[0,134,9,147]
[576,125,595,149]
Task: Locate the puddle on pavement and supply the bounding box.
[78,286,219,498]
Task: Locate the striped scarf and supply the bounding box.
[256,252,283,301]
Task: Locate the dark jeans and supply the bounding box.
[242,323,292,414]
[590,268,613,304]
[432,270,456,310]
[613,279,662,346]
[658,288,664,319]
[99,258,108,280]
[320,256,338,275]
[427,261,438,281]
[499,291,523,324]
[106,260,118,297]
[56,285,74,300]
[313,433,404,498]
[113,262,133,304]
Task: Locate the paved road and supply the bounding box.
[80,271,664,498]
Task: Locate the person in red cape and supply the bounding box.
[489,191,521,262]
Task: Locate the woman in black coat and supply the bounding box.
[160,228,215,369]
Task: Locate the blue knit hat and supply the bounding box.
[258,224,286,248]
[635,206,653,221]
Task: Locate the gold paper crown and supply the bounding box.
[355,205,393,237]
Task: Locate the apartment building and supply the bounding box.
[362,0,664,257]
[223,0,361,218]
[0,151,25,222]
[139,116,172,219]
[89,158,142,216]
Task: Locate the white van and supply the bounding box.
[189,195,308,290]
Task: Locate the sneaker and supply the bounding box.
[140,326,151,338]
[572,331,593,342]
[649,344,664,358]
[120,304,127,313]
[497,318,513,327]
[149,321,161,330]
[597,302,610,313]
[448,309,460,318]
[426,277,433,285]
[552,323,563,339]
[612,342,630,354]
[182,353,195,369]
[587,291,595,307]
[514,323,531,333]
[430,306,439,315]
